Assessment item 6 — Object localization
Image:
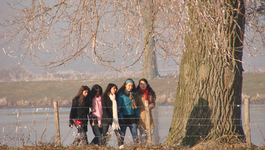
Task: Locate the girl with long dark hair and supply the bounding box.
[89,84,103,145]
[101,83,122,146]
[135,78,156,143]
[69,85,90,146]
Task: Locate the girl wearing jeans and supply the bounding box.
[117,78,140,148]
[101,83,122,146]
[89,84,103,145]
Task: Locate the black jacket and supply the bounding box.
[101,96,116,125]
[69,97,91,129]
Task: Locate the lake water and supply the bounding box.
[0,105,264,148]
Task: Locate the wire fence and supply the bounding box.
[0,105,265,148]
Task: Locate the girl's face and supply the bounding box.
[139,80,147,90]
[110,86,117,95]
[125,82,134,92]
[95,89,100,97]
[83,90,89,97]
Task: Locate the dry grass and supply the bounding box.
[243,73,265,97]
[0,141,263,150]
[190,141,259,150]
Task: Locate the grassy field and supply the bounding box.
[242,73,265,97]
[0,76,178,107]
[0,72,264,107]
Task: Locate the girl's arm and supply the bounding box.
[102,99,112,118]
[133,95,140,119]
[69,99,77,126]
[101,99,106,109]
[149,94,156,109]
[117,94,124,119]
[106,100,113,117]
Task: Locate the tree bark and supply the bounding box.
[165,0,245,146]
[141,0,159,79]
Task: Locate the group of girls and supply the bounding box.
[69,78,156,148]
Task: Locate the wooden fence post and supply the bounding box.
[244,98,251,147]
[53,101,61,146]
[145,100,152,144]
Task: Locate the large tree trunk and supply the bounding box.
[165,0,245,146]
[141,0,159,79]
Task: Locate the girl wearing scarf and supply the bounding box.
[89,84,103,145]
[135,78,156,143]
[117,78,140,148]
[101,83,122,146]
[69,85,90,146]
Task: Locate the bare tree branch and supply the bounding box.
[0,0,264,70]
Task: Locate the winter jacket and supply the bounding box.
[135,89,155,130]
[117,91,140,119]
[101,96,114,125]
[69,97,90,131]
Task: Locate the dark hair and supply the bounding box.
[117,78,136,96]
[137,78,156,99]
[73,85,90,107]
[102,83,118,101]
[91,84,103,99]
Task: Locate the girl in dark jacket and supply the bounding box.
[69,85,91,146]
[101,83,122,146]
[89,84,103,145]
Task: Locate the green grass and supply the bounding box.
[0,73,264,106]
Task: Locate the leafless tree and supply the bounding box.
[0,65,32,81]
[164,0,264,146]
[1,0,182,79]
[1,0,265,147]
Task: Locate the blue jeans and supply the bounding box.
[90,120,102,145]
[101,123,109,145]
[119,123,138,146]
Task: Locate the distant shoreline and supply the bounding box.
[1,100,264,110]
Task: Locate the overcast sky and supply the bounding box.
[1,0,264,74]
